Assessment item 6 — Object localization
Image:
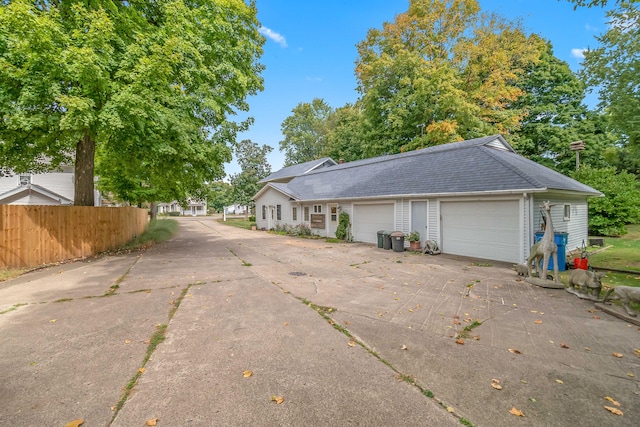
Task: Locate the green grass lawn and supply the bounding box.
[587,224,640,272]
[217,216,254,230]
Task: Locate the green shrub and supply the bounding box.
[572,166,640,236]
[336,212,351,241]
[249,215,256,222]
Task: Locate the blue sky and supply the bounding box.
[226,0,611,178]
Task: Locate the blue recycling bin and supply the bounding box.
[534,231,568,271]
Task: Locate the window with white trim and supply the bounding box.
[330,206,337,222]
[261,205,266,220]
[563,204,571,221]
[304,206,310,221]
[276,204,282,221]
[292,206,297,221]
[313,204,322,213]
[19,175,31,186]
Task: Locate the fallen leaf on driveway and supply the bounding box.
[560,343,569,349]
[604,406,623,415]
[65,419,84,427]
[455,339,464,345]
[49,319,57,323]
[556,379,564,384]
[491,382,502,390]
[612,352,624,358]
[348,339,356,347]
[604,396,620,406]
[401,345,408,350]
[243,370,253,378]
[446,406,455,413]
[509,407,525,417]
[534,319,543,324]
[146,418,158,426]
[508,348,521,355]
[271,396,284,404]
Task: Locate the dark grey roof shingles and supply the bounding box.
[262,135,600,201]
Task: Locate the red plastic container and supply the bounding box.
[574,258,589,270]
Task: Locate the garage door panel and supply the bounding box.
[354,204,394,244]
[441,201,520,263]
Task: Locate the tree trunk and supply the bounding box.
[74,131,96,206]
[150,201,157,221]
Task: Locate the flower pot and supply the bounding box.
[409,241,421,250]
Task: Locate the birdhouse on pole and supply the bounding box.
[570,140,585,170]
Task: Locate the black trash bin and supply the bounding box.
[377,230,385,249]
[390,231,405,252]
[382,231,392,250]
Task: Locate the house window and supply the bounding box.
[292,206,297,221]
[304,206,310,221]
[19,175,31,186]
[313,205,322,214]
[564,204,571,221]
[331,206,337,222]
[276,204,282,221]
[261,205,266,220]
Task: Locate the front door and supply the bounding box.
[411,201,428,246]
[328,204,339,237]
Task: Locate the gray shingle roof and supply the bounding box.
[258,135,601,201]
[259,157,337,183]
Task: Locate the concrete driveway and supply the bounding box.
[0,217,638,426]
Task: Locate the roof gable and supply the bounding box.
[259,157,337,183]
[0,184,73,205]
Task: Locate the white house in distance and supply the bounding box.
[253,135,602,264]
[157,199,207,216]
[0,165,101,206]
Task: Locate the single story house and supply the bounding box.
[253,135,601,264]
[157,198,207,216]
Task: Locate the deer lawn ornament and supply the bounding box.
[527,201,559,283]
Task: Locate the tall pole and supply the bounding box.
[570,140,585,170]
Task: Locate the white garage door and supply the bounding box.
[441,200,520,263]
[353,204,395,244]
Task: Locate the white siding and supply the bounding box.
[532,194,590,254]
[32,172,74,201]
[255,187,293,230]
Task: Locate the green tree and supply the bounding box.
[280,98,333,165]
[229,139,272,214]
[573,166,640,236]
[581,2,639,147]
[0,0,264,206]
[354,0,543,156]
[323,104,367,163]
[206,181,234,214]
[513,41,615,174]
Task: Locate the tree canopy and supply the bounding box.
[229,138,272,210]
[581,2,639,147]
[354,0,544,155]
[279,98,333,166]
[0,0,264,205]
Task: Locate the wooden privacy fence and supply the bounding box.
[0,205,148,269]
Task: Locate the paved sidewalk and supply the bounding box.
[1,217,638,426]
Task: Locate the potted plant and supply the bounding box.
[408,231,421,250]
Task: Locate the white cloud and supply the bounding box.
[259,26,287,48]
[585,23,598,32]
[571,48,586,59]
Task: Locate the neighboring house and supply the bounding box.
[157,198,207,216]
[0,165,101,206]
[253,135,601,264]
[223,204,249,215]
